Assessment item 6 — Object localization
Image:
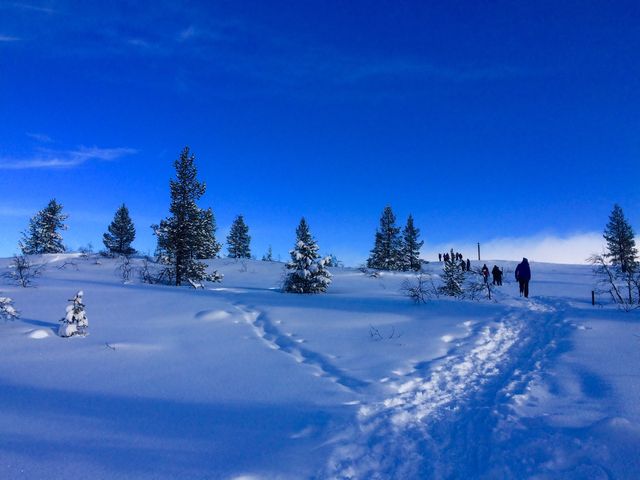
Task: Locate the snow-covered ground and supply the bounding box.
[1,255,639,479]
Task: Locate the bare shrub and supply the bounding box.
[369,324,402,341]
[589,253,639,311]
[4,254,45,287]
[116,255,133,283]
[401,274,438,303]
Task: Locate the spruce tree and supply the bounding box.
[58,290,88,337]
[284,218,332,293]
[153,147,217,285]
[195,207,222,259]
[440,248,465,297]
[227,214,251,259]
[20,199,68,255]
[603,204,638,273]
[400,214,424,271]
[367,205,402,270]
[262,245,274,262]
[103,204,136,256]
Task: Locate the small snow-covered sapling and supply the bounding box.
[0,296,19,320]
[58,290,88,337]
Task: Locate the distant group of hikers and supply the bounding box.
[439,252,472,271]
[439,253,532,298]
[439,251,464,263]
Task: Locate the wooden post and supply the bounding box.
[477,242,481,261]
[592,290,595,306]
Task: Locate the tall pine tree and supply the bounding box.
[400,214,424,271]
[284,218,332,293]
[103,204,136,256]
[153,147,217,285]
[603,204,638,273]
[20,199,68,254]
[367,205,402,270]
[227,215,251,258]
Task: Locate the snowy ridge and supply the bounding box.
[235,303,369,392]
[325,299,563,479]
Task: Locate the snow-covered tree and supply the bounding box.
[20,199,68,254]
[58,290,88,337]
[284,218,332,293]
[153,147,220,285]
[0,296,19,321]
[262,245,274,262]
[325,254,342,268]
[227,214,251,259]
[400,214,424,271]
[440,249,465,297]
[103,204,136,256]
[367,205,402,270]
[603,204,638,273]
[195,207,222,259]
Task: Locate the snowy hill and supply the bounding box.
[1,255,639,479]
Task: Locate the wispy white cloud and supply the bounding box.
[26,132,53,142]
[5,2,56,14]
[0,35,20,42]
[0,146,137,170]
[425,232,610,265]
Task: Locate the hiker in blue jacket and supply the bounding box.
[515,258,531,298]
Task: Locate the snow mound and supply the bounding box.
[27,329,50,339]
[196,309,232,321]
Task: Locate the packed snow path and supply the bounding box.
[326,297,570,479]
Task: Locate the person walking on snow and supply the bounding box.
[491,265,503,286]
[515,258,531,298]
[481,264,489,283]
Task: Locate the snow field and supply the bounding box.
[0,255,638,479]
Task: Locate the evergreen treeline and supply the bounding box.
[367,206,423,271]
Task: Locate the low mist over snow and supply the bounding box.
[424,232,615,265]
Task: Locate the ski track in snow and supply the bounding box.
[325,297,570,479]
[232,303,370,393]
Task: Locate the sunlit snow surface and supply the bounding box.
[0,256,639,479]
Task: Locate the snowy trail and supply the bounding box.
[233,303,370,393]
[325,297,570,479]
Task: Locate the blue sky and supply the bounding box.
[1,0,639,265]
